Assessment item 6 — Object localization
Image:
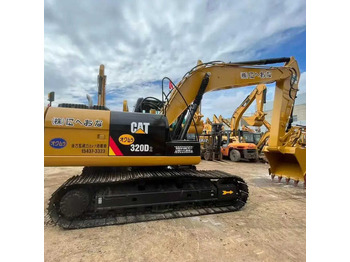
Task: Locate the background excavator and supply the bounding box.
[203,117,213,134]
[45,57,303,229]
[241,84,271,153]
[220,85,268,162]
[218,115,262,146]
[199,114,224,161]
[201,114,258,162]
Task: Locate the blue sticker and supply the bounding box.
[50,138,67,149]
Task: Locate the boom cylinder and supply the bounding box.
[231,57,291,65]
[179,73,210,140]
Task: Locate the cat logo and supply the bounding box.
[222,190,234,195]
[131,122,150,134]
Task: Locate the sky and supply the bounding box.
[44,0,306,118]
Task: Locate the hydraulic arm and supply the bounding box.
[162,57,305,182]
[231,84,267,131]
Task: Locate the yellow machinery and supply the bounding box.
[213,114,223,126]
[45,57,304,229]
[161,57,304,182]
[208,114,258,162]
[199,114,224,161]
[198,117,211,152]
[122,100,129,112]
[229,84,267,131]
[219,85,268,162]
[203,117,212,134]
[241,84,268,127]
[240,84,306,185]
[188,107,204,135]
[219,115,231,129]
[241,84,271,152]
[165,58,304,182]
[267,125,306,185]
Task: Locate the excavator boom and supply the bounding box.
[163,57,298,127]
[163,57,305,182]
[242,85,267,128]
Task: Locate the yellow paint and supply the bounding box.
[135,129,145,134]
[161,56,305,182]
[44,58,305,184]
[118,134,135,145]
[45,155,201,167]
[222,190,233,195]
[44,107,110,156]
[109,147,115,156]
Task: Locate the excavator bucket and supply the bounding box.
[263,146,306,183]
[243,115,264,126]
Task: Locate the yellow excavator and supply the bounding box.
[209,114,259,162]
[241,84,271,152]
[45,57,303,229]
[220,85,268,162]
[187,107,204,137]
[203,117,213,134]
[199,114,224,161]
[219,115,230,128]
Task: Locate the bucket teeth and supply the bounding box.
[293,180,299,187]
[277,176,282,182]
[285,178,290,184]
[271,174,275,180]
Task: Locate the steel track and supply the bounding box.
[47,167,249,229]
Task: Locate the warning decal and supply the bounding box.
[109,136,123,156]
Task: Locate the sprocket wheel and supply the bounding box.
[59,188,90,219]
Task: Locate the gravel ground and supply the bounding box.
[44,160,306,262]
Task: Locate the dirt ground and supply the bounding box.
[44,160,306,262]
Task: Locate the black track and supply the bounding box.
[47,167,249,229]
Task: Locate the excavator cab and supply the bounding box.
[239,130,255,143]
[253,133,262,145]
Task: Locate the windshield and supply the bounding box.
[253,134,262,144]
[242,132,255,143]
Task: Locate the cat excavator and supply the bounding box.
[45,57,302,229]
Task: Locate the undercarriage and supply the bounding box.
[47,166,249,229]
